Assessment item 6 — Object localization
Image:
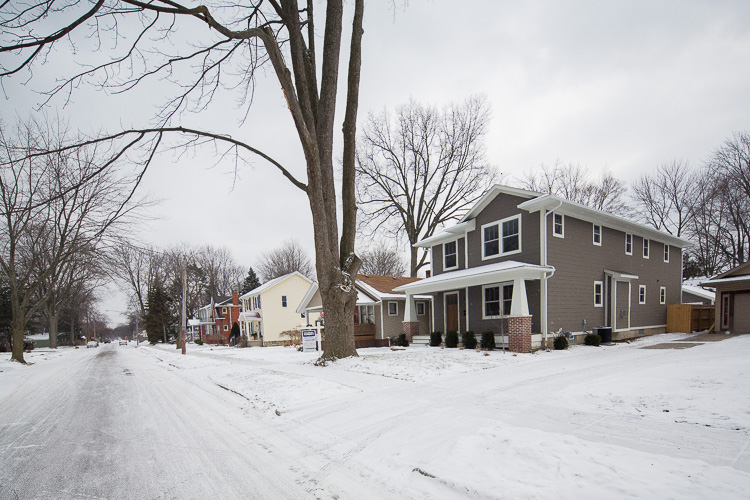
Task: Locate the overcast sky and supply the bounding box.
[5,0,750,325]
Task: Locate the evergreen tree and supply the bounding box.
[145,278,173,344]
[240,267,262,295]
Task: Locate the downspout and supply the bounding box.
[542,200,563,347]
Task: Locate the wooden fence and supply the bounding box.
[667,304,715,333]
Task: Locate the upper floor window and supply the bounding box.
[444,240,458,270]
[416,301,426,316]
[639,285,646,304]
[593,224,602,246]
[625,234,633,255]
[483,283,514,318]
[643,238,650,259]
[663,244,669,263]
[222,307,227,314]
[388,301,398,316]
[594,281,603,307]
[660,286,666,304]
[482,215,521,259]
[281,295,288,308]
[553,213,564,237]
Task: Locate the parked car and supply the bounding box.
[104,339,111,344]
[119,339,127,346]
[86,340,99,348]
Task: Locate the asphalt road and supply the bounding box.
[0,344,315,500]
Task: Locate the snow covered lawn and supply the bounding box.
[2,333,749,498]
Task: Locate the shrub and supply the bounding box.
[462,331,477,350]
[194,339,204,345]
[553,335,569,350]
[445,331,459,348]
[397,333,409,347]
[429,331,442,347]
[480,331,496,350]
[584,333,601,346]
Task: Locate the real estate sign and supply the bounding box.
[302,330,317,352]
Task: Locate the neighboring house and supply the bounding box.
[682,280,715,305]
[297,274,433,346]
[701,261,750,334]
[197,292,241,344]
[239,272,313,346]
[394,185,692,352]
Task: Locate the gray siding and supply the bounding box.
[431,236,466,276]
[547,215,682,333]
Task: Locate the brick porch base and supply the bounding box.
[402,321,420,342]
[508,316,532,353]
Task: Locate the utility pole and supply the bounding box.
[181,264,187,355]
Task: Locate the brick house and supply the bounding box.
[197,292,241,344]
[394,185,692,352]
[297,274,433,347]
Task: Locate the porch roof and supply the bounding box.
[238,311,261,322]
[393,260,555,295]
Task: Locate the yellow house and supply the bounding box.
[239,271,313,346]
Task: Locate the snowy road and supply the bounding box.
[0,344,370,500]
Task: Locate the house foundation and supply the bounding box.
[508,316,532,353]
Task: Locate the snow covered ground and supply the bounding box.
[2,333,749,498]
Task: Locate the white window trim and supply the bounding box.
[659,286,666,305]
[222,307,227,314]
[643,238,650,259]
[387,301,398,316]
[416,301,426,316]
[482,282,512,320]
[625,233,633,256]
[553,213,564,238]
[594,281,603,307]
[639,285,646,304]
[481,214,522,260]
[593,224,602,246]
[663,244,669,263]
[443,239,458,271]
[281,295,288,308]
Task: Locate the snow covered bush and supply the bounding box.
[462,331,477,350]
[445,331,459,348]
[584,333,601,346]
[429,331,442,347]
[553,335,569,350]
[480,331,496,350]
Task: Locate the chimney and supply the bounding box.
[232,291,239,306]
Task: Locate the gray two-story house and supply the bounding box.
[395,185,692,351]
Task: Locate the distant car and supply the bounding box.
[104,339,111,344]
[86,340,99,348]
[119,339,127,346]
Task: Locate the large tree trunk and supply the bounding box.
[11,316,25,364]
[410,245,419,278]
[48,313,58,349]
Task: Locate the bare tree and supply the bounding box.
[519,161,629,214]
[631,160,696,237]
[196,245,244,298]
[359,243,407,277]
[357,96,496,276]
[1,0,365,361]
[257,240,314,282]
[0,118,142,362]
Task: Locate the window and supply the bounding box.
[281,295,288,308]
[257,296,261,309]
[663,244,669,263]
[594,281,603,307]
[593,224,602,246]
[660,286,666,305]
[223,325,228,331]
[222,307,227,314]
[625,234,633,255]
[639,285,646,304]
[416,301,426,316]
[483,283,514,318]
[643,238,650,259]
[553,213,564,237]
[354,305,374,325]
[482,215,521,259]
[388,301,398,316]
[444,240,458,270]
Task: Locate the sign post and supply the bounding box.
[302,329,317,352]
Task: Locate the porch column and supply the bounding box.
[509,277,532,353]
[402,292,419,341]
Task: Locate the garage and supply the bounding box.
[702,261,750,335]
